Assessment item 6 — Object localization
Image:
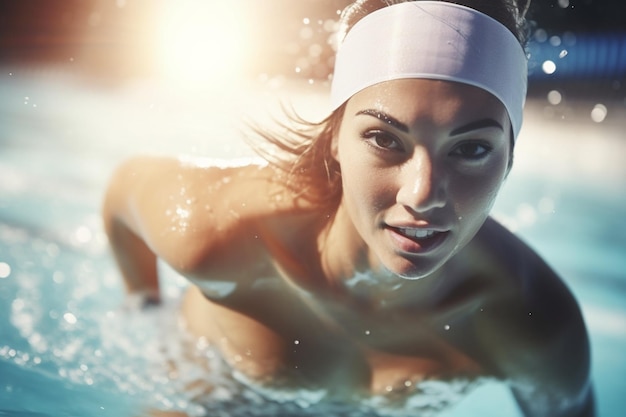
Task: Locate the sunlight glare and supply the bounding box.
[157,1,249,87]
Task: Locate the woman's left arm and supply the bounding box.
[475,228,595,417]
[510,265,595,417]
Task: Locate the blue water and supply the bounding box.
[1,69,625,416]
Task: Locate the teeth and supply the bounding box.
[400,228,436,239]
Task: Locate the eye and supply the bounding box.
[450,141,492,160]
[361,130,405,152]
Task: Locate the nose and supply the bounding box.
[396,148,446,213]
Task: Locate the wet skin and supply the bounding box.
[103,79,594,416]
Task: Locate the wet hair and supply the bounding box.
[248,0,531,210]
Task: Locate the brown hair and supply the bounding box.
[247,0,530,210]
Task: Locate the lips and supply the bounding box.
[386,225,449,254]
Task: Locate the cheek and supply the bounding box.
[451,166,506,220]
[341,162,396,217]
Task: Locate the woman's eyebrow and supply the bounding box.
[450,119,504,136]
[355,109,409,133]
[356,110,504,137]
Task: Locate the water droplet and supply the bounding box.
[444,324,451,331]
[559,49,568,59]
[294,340,300,345]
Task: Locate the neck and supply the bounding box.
[319,203,445,310]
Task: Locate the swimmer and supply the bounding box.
[102,1,594,415]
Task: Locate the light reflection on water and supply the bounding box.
[0,69,625,416]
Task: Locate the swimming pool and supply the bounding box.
[1,68,625,416]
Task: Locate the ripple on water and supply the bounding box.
[3,228,505,417]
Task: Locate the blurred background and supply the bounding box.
[1,0,625,94]
[0,1,625,416]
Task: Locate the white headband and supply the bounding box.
[331,1,528,139]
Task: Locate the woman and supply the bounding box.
[102,0,594,415]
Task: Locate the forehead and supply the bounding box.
[345,79,509,129]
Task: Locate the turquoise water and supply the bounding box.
[1,69,625,416]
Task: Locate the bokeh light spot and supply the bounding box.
[542,60,557,75]
[591,104,608,123]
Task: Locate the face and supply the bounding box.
[332,79,511,279]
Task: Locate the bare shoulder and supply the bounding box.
[471,218,594,415]
[104,155,302,275]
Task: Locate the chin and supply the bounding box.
[381,257,444,281]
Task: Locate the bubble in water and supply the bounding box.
[591,104,608,123]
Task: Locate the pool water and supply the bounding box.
[1,69,625,416]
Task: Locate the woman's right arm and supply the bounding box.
[101,156,218,303]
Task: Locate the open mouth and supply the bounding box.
[387,226,449,253]
[397,227,437,239]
